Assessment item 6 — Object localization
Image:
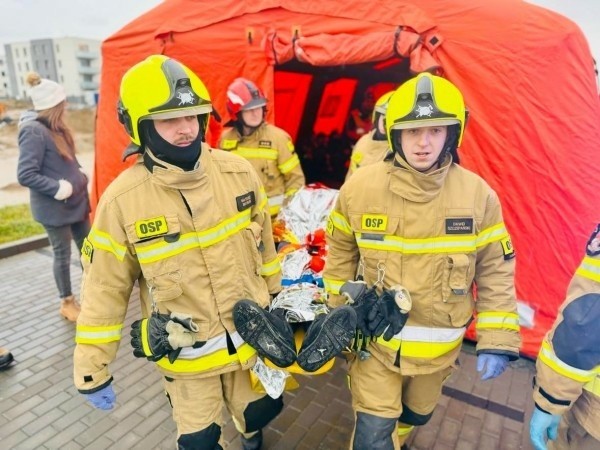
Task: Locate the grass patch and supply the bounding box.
[0,204,45,244]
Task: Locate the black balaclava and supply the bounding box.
[140,119,202,171]
[393,124,461,170]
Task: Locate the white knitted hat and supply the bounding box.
[26,72,66,111]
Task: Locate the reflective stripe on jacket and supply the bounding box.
[323,154,521,375]
[219,123,305,215]
[74,144,281,391]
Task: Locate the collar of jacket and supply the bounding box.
[388,153,452,203]
[141,144,211,190]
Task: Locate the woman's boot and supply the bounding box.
[60,295,81,322]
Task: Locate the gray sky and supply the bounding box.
[0,0,598,60]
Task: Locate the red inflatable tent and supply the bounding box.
[92,0,600,358]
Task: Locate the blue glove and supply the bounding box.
[84,384,116,410]
[477,354,509,380]
[529,406,561,450]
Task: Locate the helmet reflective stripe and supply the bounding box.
[147,59,211,118]
[391,76,459,129]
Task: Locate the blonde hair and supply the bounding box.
[26,72,42,88]
[27,72,75,160]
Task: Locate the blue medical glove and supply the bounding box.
[529,406,561,450]
[84,384,116,410]
[477,354,509,380]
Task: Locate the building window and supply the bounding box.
[60,75,64,83]
[78,44,90,52]
[25,62,29,71]
[35,61,39,70]
[56,44,60,53]
[15,48,19,57]
[24,48,27,57]
[58,60,62,68]
[44,60,49,70]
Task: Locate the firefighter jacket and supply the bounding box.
[73,144,282,392]
[219,123,305,216]
[345,130,391,181]
[533,229,600,440]
[323,153,521,376]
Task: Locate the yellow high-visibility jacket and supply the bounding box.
[533,237,600,441]
[74,144,282,392]
[219,123,305,216]
[323,153,521,375]
[345,130,390,181]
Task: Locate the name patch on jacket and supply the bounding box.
[586,224,600,256]
[445,218,473,234]
[236,192,256,211]
[500,236,516,260]
[81,237,94,263]
[361,214,388,232]
[135,216,168,239]
[221,139,238,150]
[258,140,272,148]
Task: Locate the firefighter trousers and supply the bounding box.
[163,368,283,449]
[348,354,453,449]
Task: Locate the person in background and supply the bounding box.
[345,86,376,143]
[17,72,90,322]
[345,90,394,181]
[73,55,283,450]
[219,78,305,217]
[323,72,521,449]
[529,224,600,450]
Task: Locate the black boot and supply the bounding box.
[0,347,14,370]
[241,429,263,450]
[296,306,357,372]
[233,300,296,368]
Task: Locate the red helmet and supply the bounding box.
[226,78,267,118]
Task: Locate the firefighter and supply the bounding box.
[529,224,600,450]
[322,72,521,449]
[218,78,305,217]
[345,91,394,181]
[73,55,284,450]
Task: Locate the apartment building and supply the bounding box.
[3,37,101,105]
[0,56,9,98]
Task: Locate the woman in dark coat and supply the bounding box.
[17,72,90,322]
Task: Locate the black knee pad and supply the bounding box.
[353,412,397,450]
[398,404,433,426]
[243,394,284,433]
[177,423,222,450]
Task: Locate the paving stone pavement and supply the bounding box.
[0,245,536,449]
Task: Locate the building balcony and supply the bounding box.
[76,51,99,60]
[78,66,98,75]
[80,80,98,90]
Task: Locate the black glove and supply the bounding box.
[340,280,379,336]
[130,312,205,364]
[367,287,411,341]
